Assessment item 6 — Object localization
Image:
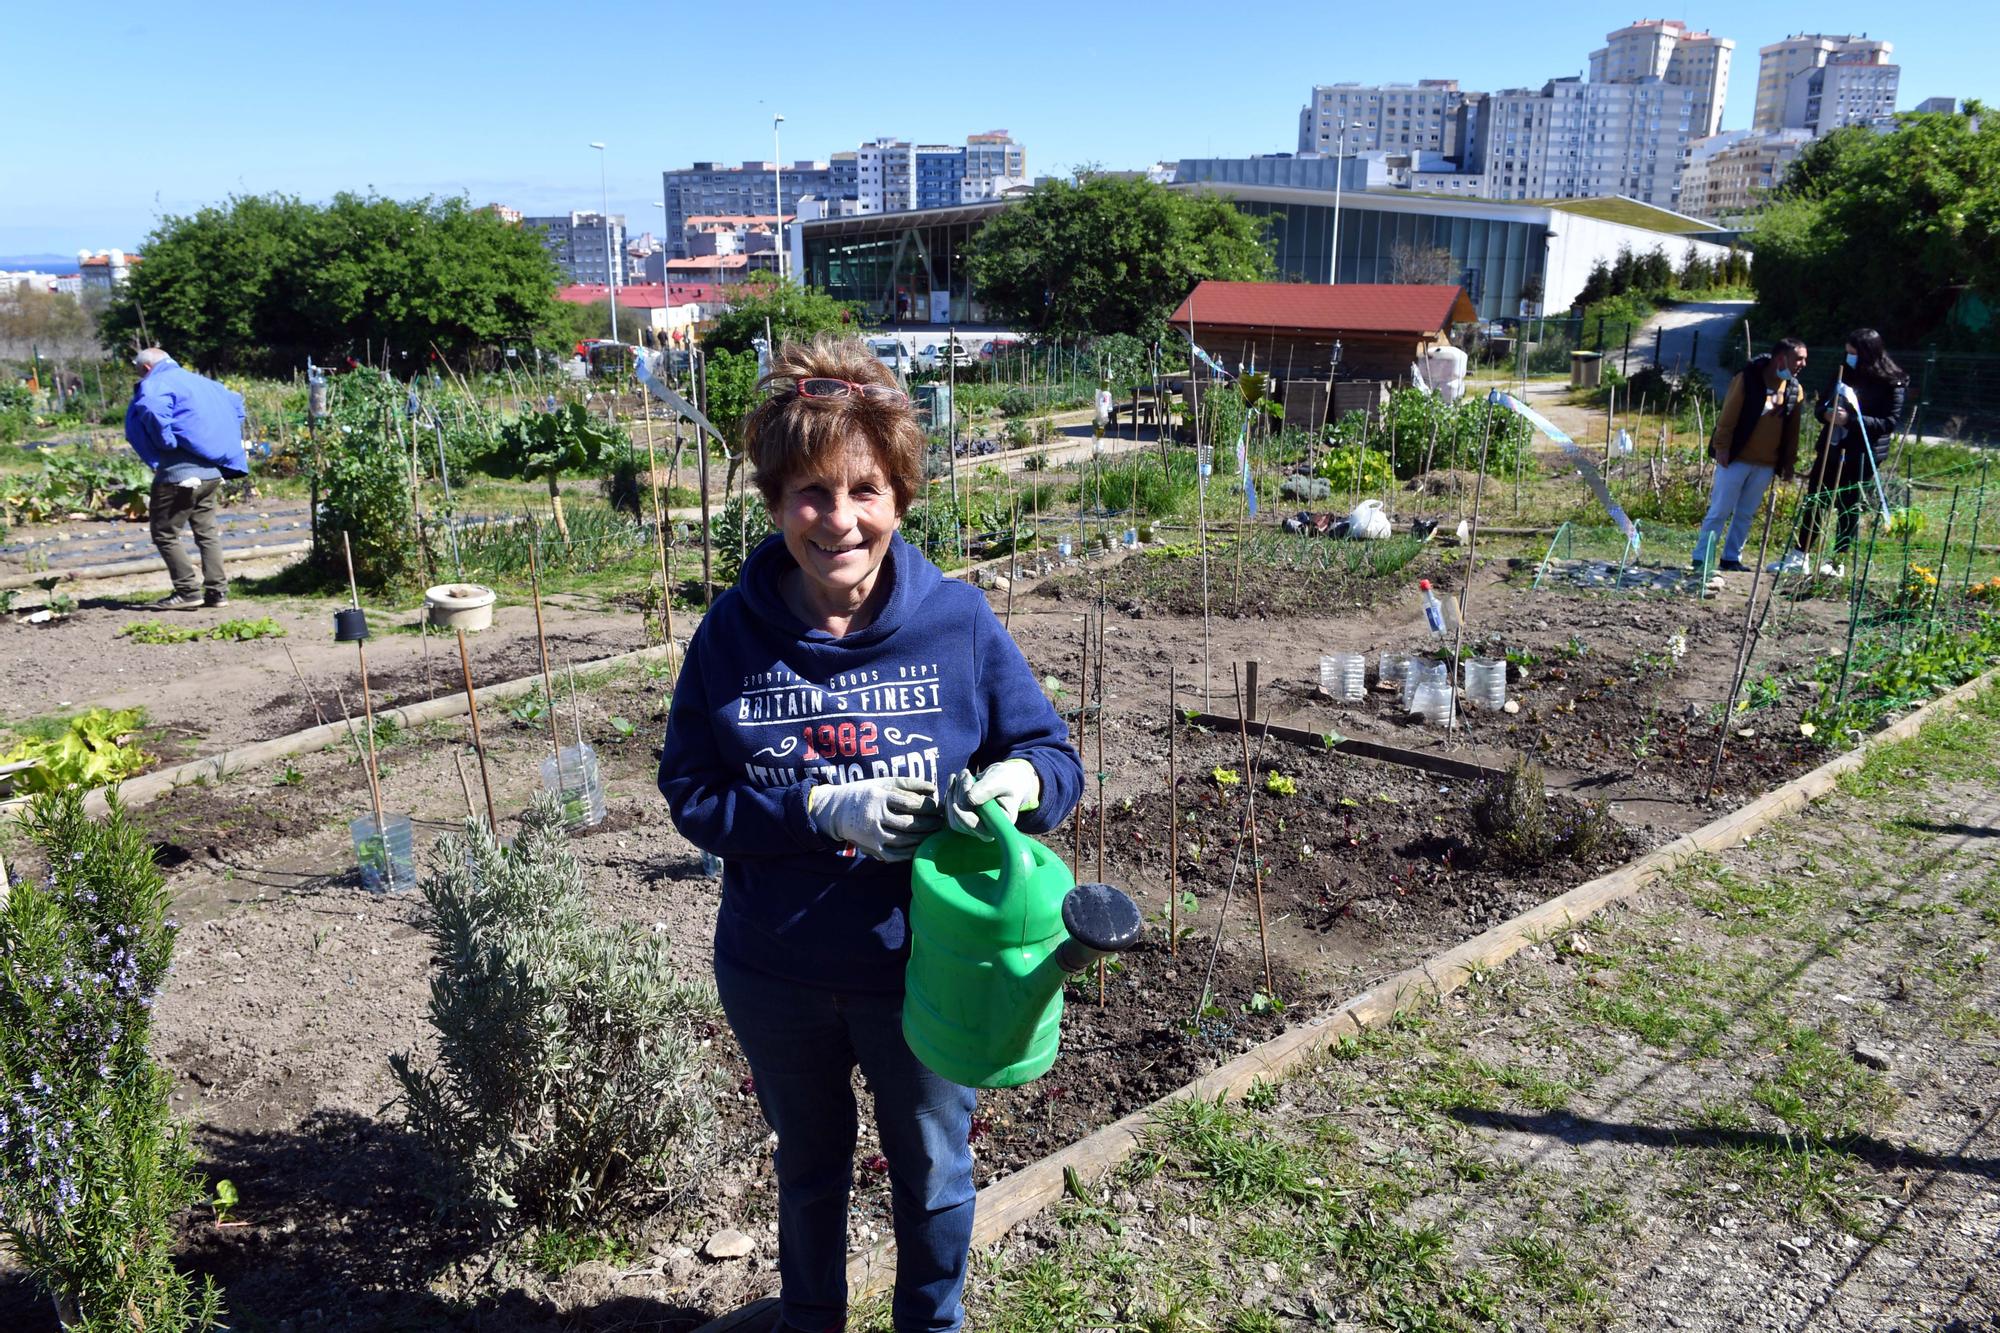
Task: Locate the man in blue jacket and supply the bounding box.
[124,348,248,608]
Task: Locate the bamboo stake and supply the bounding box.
[1072,620,1089,879]
[456,628,500,832]
[1167,661,1179,957]
[1706,478,1789,798]
[339,534,388,842]
[567,657,586,755]
[453,752,479,825]
[1232,664,1274,1001]
[281,643,327,727]
[1445,409,1496,738]
[331,684,369,768]
[1094,593,1109,1008]
[526,536,561,756]
[642,401,675,663]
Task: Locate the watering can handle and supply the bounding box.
[976,797,1038,889]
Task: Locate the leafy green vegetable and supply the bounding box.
[1,708,152,793]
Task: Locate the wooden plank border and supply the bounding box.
[838,665,2000,1303]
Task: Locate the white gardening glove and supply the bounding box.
[806,776,942,862]
[944,759,1042,841]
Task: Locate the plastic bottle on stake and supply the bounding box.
[1419,579,1446,639]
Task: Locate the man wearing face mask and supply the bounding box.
[1690,337,1808,578]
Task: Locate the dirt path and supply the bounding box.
[957,685,2000,1332]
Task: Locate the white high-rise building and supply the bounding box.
[1589,19,1733,138]
[1470,78,1699,206]
[1297,80,1472,160]
[1754,34,1896,131]
[1779,39,1899,136]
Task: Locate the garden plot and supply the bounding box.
[3,580,1658,1328]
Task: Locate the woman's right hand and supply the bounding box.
[806,776,942,862]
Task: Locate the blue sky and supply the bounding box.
[1,0,1988,259]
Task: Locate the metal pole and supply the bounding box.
[590,141,617,346]
[772,114,786,281]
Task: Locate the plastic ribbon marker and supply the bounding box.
[1490,389,1638,546]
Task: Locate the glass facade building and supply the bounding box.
[795,185,1682,326]
[1230,199,1545,320]
[800,203,1004,323]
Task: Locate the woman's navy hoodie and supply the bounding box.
[659,531,1083,993]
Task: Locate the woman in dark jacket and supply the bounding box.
[1775,328,1907,573]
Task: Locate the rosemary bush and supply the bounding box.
[1472,756,1616,867]
[391,796,716,1226]
[0,790,221,1330]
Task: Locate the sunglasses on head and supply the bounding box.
[792,377,909,406]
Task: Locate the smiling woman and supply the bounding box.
[658,335,1083,1332]
[743,341,927,637]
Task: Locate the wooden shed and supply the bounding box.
[1167,281,1478,383]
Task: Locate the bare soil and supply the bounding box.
[0,543,1872,1330]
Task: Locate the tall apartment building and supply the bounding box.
[1754,34,1897,131]
[1297,81,1470,159]
[1588,19,1732,138]
[523,212,628,286]
[660,162,834,258]
[1781,40,1899,136]
[1679,128,1813,219]
[965,131,1026,184]
[1469,78,1699,205]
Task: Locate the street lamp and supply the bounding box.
[772,114,786,281]
[1328,120,1364,285]
[589,141,617,344]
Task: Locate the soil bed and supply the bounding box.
[0,543,1857,1330]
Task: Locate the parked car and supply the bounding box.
[916,339,976,372]
[866,335,912,376]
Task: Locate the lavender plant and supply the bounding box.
[0,790,221,1330]
[391,795,716,1226]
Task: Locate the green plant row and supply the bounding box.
[119,617,286,645]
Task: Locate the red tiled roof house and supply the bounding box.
[1167,281,1477,381]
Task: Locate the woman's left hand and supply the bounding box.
[945,759,1041,840]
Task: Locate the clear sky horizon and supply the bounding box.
[2,0,1989,259]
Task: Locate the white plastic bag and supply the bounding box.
[1347,498,1391,541]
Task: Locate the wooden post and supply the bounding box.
[456,628,500,832]
[1245,660,1259,722]
[1232,664,1274,1000]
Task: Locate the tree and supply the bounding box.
[0,287,95,359]
[964,174,1274,342]
[562,298,657,345]
[98,194,570,374]
[1752,108,1999,343]
[700,275,859,358]
[1576,260,1611,308]
[1387,242,1457,285]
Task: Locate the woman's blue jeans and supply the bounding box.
[714,951,978,1333]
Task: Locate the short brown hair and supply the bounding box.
[743,336,927,514]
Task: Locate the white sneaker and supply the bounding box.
[1767,549,1809,575]
[1818,561,1845,579]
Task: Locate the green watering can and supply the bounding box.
[904,799,1143,1089]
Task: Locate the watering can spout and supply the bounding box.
[1009,881,1144,1051]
